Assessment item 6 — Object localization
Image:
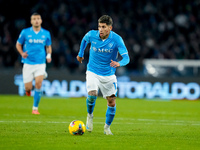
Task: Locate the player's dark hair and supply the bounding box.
[98,15,113,26]
[31,12,41,18]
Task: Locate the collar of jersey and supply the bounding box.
[30,27,43,33]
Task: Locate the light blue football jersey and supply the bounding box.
[17,27,52,64]
[78,30,130,76]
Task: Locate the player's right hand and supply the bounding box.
[76,55,84,63]
[21,51,28,58]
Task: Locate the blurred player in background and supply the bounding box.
[77,15,130,135]
[16,13,52,114]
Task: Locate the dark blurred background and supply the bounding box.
[0,0,200,76]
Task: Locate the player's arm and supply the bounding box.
[16,42,28,58]
[110,53,129,68]
[77,39,87,63]
[77,31,91,63]
[117,53,130,67]
[46,31,52,63]
[16,30,28,58]
[46,45,52,63]
[110,37,130,68]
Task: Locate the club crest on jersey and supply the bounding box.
[108,43,113,48]
[93,47,113,53]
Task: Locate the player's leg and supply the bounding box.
[23,64,34,96]
[32,75,43,114]
[104,94,116,135]
[86,71,99,132]
[86,90,97,132]
[87,90,98,114]
[106,95,116,125]
[24,82,33,96]
[32,64,46,114]
[99,75,117,135]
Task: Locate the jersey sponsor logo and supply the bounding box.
[29,39,45,44]
[93,47,113,53]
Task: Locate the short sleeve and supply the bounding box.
[17,30,26,45]
[46,31,52,46]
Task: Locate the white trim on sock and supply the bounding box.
[88,113,93,117]
[32,106,38,110]
[104,123,110,128]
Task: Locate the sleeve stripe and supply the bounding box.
[121,52,128,55]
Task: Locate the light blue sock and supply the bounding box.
[86,95,97,114]
[33,89,41,107]
[105,105,116,125]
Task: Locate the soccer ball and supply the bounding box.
[68,120,86,135]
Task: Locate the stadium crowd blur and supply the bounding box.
[0,0,200,75]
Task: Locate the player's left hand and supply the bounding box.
[46,53,52,63]
[110,60,120,68]
[76,55,84,63]
[46,58,52,63]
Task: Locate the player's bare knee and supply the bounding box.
[24,84,32,92]
[35,82,42,89]
[107,95,116,107]
[107,100,116,107]
[88,90,98,96]
[25,87,31,92]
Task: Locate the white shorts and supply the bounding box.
[86,71,117,99]
[23,64,47,83]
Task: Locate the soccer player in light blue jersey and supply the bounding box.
[16,13,52,115]
[77,15,130,135]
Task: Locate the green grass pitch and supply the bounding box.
[0,95,200,149]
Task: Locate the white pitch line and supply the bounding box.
[3,114,199,124]
[0,120,200,126]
